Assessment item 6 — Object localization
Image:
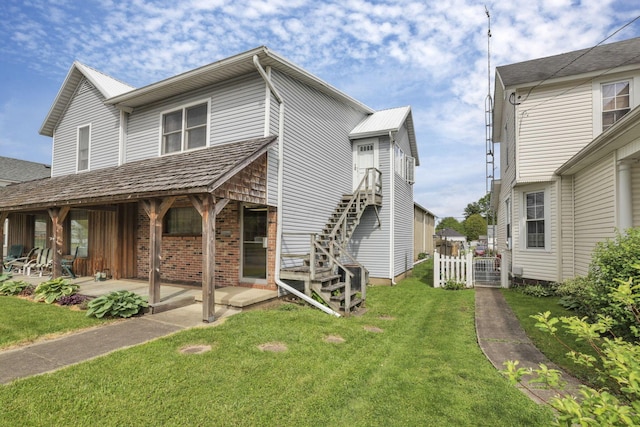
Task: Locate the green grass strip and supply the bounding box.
[0,272,552,426]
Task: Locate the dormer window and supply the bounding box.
[161,101,209,154]
[602,81,630,131]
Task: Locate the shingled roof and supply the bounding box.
[497,36,640,88]
[0,157,51,184]
[0,136,276,212]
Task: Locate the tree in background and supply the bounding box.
[435,216,465,235]
[463,213,487,242]
[464,193,494,223]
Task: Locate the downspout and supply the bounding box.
[389,131,396,285]
[253,54,341,317]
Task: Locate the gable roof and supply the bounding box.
[496,36,640,88]
[39,62,135,137]
[349,106,420,165]
[0,157,51,184]
[435,228,465,238]
[105,46,374,115]
[0,136,276,212]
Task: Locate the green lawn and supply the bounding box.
[501,290,602,385]
[0,296,107,349]
[0,268,552,426]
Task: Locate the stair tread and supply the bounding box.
[321,282,346,292]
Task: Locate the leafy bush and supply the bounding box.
[34,278,79,304]
[587,229,640,339]
[86,290,148,318]
[0,280,32,296]
[555,276,592,311]
[504,271,640,426]
[520,284,555,298]
[443,278,465,290]
[57,294,91,307]
[417,252,429,260]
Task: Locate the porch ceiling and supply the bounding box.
[0,135,276,212]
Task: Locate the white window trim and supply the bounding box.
[76,123,91,173]
[158,98,211,156]
[592,76,638,138]
[520,188,550,251]
[505,197,512,250]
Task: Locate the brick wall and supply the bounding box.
[136,200,277,290]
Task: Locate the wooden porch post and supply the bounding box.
[0,212,7,259]
[142,197,175,304]
[48,207,70,278]
[190,195,229,322]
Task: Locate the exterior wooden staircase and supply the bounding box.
[280,168,382,315]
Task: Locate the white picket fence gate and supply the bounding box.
[433,251,474,288]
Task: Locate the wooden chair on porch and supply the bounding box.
[61,246,79,279]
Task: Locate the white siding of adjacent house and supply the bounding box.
[572,153,616,276]
[559,176,575,280]
[52,79,120,176]
[125,73,265,162]
[632,161,640,227]
[516,82,593,181]
[511,181,558,282]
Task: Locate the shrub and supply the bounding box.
[86,290,148,318]
[555,276,592,311]
[417,252,428,260]
[443,278,466,290]
[519,284,555,298]
[34,278,79,304]
[504,272,640,426]
[0,280,32,296]
[57,294,91,307]
[587,229,640,339]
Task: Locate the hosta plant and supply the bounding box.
[86,290,148,318]
[0,273,12,283]
[0,280,32,296]
[34,278,79,304]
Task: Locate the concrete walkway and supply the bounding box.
[475,286,583,404]
[0,302,243,385]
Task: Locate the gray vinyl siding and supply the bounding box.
[267,92,280,206]
[349,137,391,279]
[393,124,415,276]
[125,73,265,162]
[272,70,368,257]
[52,79,120,176]
[573,153,616,276]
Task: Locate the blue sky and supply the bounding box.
[1,0,639,220]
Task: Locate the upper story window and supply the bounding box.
[394,144,415,184]
[77,124,91,172]
[602,81,630,131]
[161,102,208,155]
[525,191,545,249]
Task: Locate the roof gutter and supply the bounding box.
[252,55,341,317]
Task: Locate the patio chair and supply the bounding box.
[35,248,52,277]
[5,247,39,274]
[61,246,79,279]
[3,244,24,272]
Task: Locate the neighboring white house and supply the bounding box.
[0,47,419,318]
[0,157,51,257]
[492,36,640,287]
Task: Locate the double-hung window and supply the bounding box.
[161,102,208,154]
[525,191,545,249]
[77,124,90,172]
[602,81,630,131]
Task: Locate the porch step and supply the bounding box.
[147,295,196,314]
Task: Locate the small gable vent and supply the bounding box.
[77,79,94,95]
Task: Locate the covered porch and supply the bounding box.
[0,136,278,323]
